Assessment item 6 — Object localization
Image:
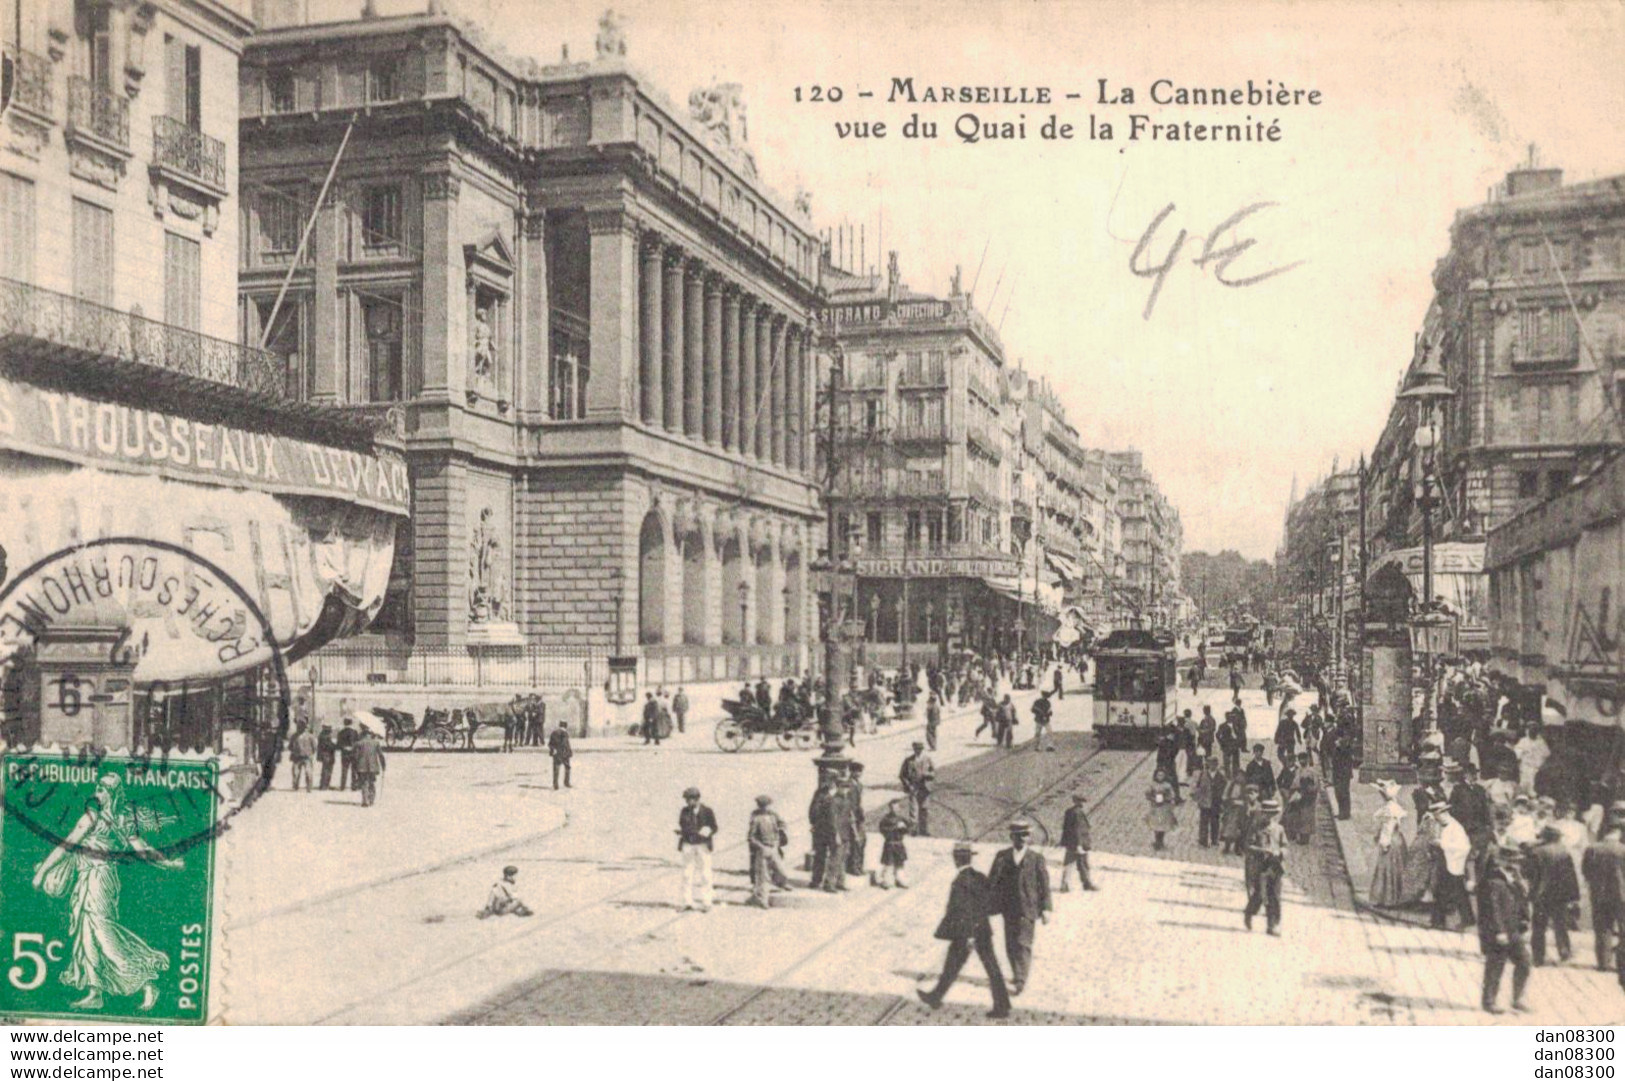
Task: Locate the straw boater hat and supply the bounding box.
[953,841,975,857]
[1429,799,1450,812]
[1259,798,1281,812]
[683,787,701,799]
[1008,818,1034,836]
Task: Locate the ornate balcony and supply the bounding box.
[0,276,288,397]
[67,77,129,153]
[152,115,227,194]
[2,47,54,120]
[893,420,951,444]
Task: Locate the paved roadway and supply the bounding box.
[220,678,1625,1025]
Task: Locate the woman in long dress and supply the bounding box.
[1219,777,1250,855]
[1400,801,1441,906]
[1368,780,1411,906]
[31,775,183,1012]
[1145,770,1179,850]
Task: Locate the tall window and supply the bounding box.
[369,59,398,102]
[1517,306,1579,363]
[360,185,402,254]
[77,4,111,88]
[866,511,882,548]
[72,199,113,306]
[927,511,944,550]
[165,36,201,129]
[362,296,403,402]
[905,511,922,552]
[267,69,296,114]
[257,186,302,257]
[0,173,35,283]
[251,296,306,399]
[164,233,200,331]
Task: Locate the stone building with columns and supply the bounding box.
[237,9,822,686]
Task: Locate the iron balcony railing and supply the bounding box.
[153,115,227,191]
[893,420,951,444]
[833,471,949,499]
[2,47,54,118]
[0,276,288,397]
[67,77,129,151]
[898,359,948,388]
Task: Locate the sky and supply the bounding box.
[307,0,1625,559]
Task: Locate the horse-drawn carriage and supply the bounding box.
[714,694,817,752]
[370,695,543,750]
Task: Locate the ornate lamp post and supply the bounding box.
[1397,341,1457,740]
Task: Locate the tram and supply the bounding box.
[1090,629,1178,749]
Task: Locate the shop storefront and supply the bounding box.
[0,376,407,772]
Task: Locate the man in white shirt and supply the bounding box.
[1512,725,1550,794]
[1432,801,1476,931]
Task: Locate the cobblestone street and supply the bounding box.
[220,683,1625,1025]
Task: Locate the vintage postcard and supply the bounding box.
[0,0,1622,1030]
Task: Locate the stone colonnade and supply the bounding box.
[635,231,813,473]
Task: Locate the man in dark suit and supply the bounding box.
[1059,794,1097,891]
[989,819,1051,995]
[352,726,386,807]
[1217,707,1245,775]
[1450,762,1495,883]
[917,842,1012,1019]
[1582,804,1625,986]
[808,778,846,892]
[1526,824,1579,965]
[547,720,573,789]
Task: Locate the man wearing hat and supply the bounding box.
[747,795,791,908]
[1244,797,1287,935]
[1431,800,1475,930]
[548,720,573,789]
[1273,708,1300,766]
[1243,743,1276,800]
[1450,762,1495,887]
[989,819,1051,994]
[1526,823,1579,966]
[352,725,386,807]
[808,776,846,892]
[899,742,935,837]
[1059,793,1097,891]
[918,842,1012,1019]
[1478,840,1533,1013]
[1581,803,1625,985]
[676,787,718,911]
[477,865,533,918]
[842,764,868,881]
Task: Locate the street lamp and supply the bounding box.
[1397,340,1456,736]
[737,579,750,679]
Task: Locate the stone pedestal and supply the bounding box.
[466,621,525,648]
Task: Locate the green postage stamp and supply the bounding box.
[0,753,220,1025]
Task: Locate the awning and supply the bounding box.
[1367,541,1488,636]
[1045,551,1083,583]
[0,375,410,515]
[0,459,398,681]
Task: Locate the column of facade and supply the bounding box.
[661,248,684,432]
[740,299,758,461]
[754,308,773,461]
[703,277,723,446]
[683,262,704,439]
[785,327,803,473]
[639,234,664,426]
[769,315,787,467]
[584,209,639,418]
[721,290,740,451]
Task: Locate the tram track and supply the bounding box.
[422,721,1152,1026]
[703,743,1155,1026]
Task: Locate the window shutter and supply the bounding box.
[72,199,113,306]
[185,45,201,129]
[164,232,200,331]
[0,173,35,283]
[165,35,186,122]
